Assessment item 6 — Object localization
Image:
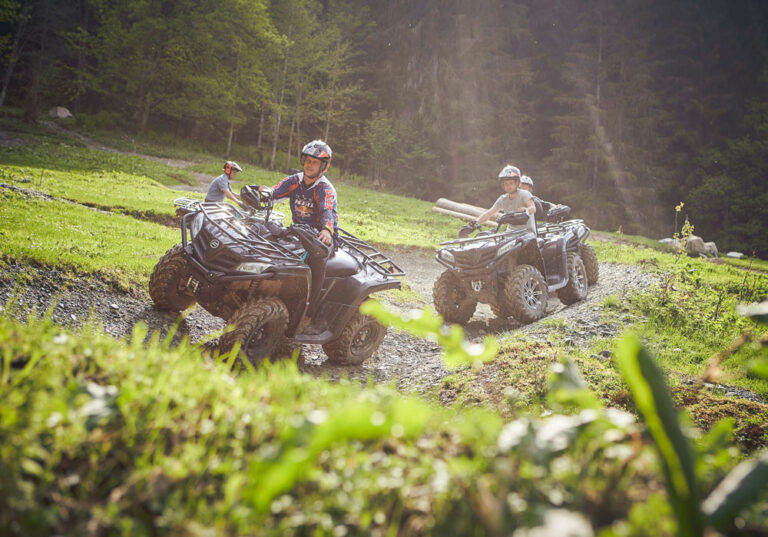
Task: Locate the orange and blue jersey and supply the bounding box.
[271,173,338,234]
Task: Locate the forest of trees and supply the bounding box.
[2,0,767,256]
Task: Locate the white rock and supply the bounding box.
[48,106,73,119]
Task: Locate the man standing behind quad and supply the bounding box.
[205,161,243,204]
[266,140,337,246]
[475,165,536,231]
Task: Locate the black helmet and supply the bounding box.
[300,140,332,173]
[498,165,521,181]
[240,185,272,211]
[224,161,242,175]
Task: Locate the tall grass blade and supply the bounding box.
[615,334,703,537]
[702,451,768,531]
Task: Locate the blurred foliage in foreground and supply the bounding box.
[0,300,766,536]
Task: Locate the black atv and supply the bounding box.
[433,208,596,325]
[150,186,403,366]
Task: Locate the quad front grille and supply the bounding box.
[452,246,496,268]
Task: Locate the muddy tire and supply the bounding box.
[273,338,300,360]
[490,290,515,319]
[433,270,477,324]
[149,244,195,311]
[503,264,548,324]
[556,253,588,305]
[219,297,289,366]
[580,243,599,285]
[323,311,386,366]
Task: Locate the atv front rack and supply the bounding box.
[440,227,532,247]
[182,202,302,265]
[336,227,404,278]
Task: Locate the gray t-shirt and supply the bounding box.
[204,174,231,202]
[491,189,533,212]
[491,189,534,231]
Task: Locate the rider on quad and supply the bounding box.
[519,175,569,222]
[264,140,337,246]
[259,140,338,327]
[474,165,536,233]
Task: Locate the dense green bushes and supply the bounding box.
[2,303,766,536]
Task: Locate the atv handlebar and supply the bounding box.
[496,210,529,228]
[545,205,571,222]
[458,221,481,238]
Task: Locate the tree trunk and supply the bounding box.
[591,3,604,192]
[292,85,304,165]
[284,114,296,172]
[0,4,31,108]
[270,24,292,170]
[0,56,19,108]
[226,120,234,158]
[257,106,265,148]
[139,91,151,131]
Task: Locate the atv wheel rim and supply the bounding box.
[351,323,378,356]
[574,263,587,294]
[523,279,543,309]
[244,323,278,362]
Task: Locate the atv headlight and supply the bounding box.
[236,262,271,274]
[439,250,455,263]
[190,213,205,238]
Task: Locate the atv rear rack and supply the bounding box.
[337,227,404,278]
[182,202,302,264]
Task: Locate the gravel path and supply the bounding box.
[0,253,655,394]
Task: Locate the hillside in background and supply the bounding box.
[2,0,768,256]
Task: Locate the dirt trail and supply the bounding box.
[41,122,212,191]
[0,127,666,392]
[0,253,655,394]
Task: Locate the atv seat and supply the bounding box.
[325,248,361,277]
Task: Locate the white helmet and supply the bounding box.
[498,165,521,181]
[520,175,534,188]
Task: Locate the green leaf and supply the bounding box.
[748,358,768,379]
[360,300,498,369]
[702,451,768,531]
[614,334,703,537]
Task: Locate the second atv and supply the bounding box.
[433,209,597,324]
